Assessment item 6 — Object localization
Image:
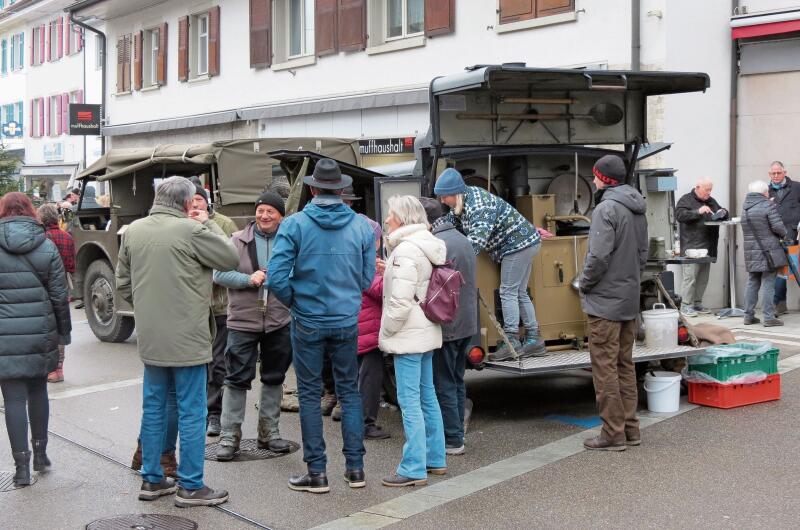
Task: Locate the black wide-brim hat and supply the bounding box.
[302,158,353,190]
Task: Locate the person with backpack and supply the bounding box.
[379,195,447,487]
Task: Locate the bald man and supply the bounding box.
[675,179,728,317]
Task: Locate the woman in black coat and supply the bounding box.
[0,193,72,486]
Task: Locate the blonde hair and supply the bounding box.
[387,195,428,227]
[453,193,465,216]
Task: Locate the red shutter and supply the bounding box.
[208,6,220,76]
[425,0,455,37]
[57,17,63,58]
[499,0,535,24]
[65,21,72,55]
[29,100,34,136]
[536,0,574,17]
[45,97,51,136]
[249,0,272,68]
[116,36,124,93]
[157,22,168,85]
[337,0,366,52]
[61,93,69,134]
[76,89,84,103]
[315,0,337,56]
[178,16,189,81]
[38,98,44,137]
[30,28,34,66]
[133,30,143,90]
[55,96,62,135]
[124,34,132,92]
[39,25,45,64]
[46,23,52,62]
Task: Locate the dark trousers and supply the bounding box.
[207,315,228,420]
[432,337,469,447]
[290,320,365,473]
[224,325,293,389]
[358,349,384,427]
[587,316,639,444]
[774,274,787,305]
[1,377,49,453]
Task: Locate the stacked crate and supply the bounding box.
[687,343,781,409]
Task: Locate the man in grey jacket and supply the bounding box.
[579,155,648,452]
[420,198,478,456]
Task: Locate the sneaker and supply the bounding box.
[281,390,300,413]
[174,485,229,507]
[625,437,642,447]
[488,336,523,361]
[426,467,447,475]
[364,425,391,440]
[331,402,342,422]
[288,472,330,494]
[445,444,465,455]
[381,474,427,487]
[521,336,547,357]
[139,477,177,501]
[743,315,761,325]
[764,318,784,327]
[583,436,626,452]
[320,393,337,416]
[693,305,711,314]
[344,469,366,489]
[206,416,221,437]
[680,305,698,317]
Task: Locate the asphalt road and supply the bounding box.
[2,305,800,529]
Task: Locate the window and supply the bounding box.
[95,34,103,69]
[32,26,43,66]
[49,19,60,61]
[1,101,23,138]
[67,22,83,55]
[11,32,23,70]
[387,0,423,40]
[144,27,160,86]
[194,12,209,75]
[180,7,219,81]
[271,0,315,66]
[48,95,59,136]
[498,0,575,26]
[31,98,42,137]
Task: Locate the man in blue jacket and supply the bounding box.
[268,159,375,494]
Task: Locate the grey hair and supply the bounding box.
[37,203,60,226]
[154,176,194,211]
[771,160,785,169]
[748,180,769,194]
[387,195,428,227]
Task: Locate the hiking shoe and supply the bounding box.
[174,485,229,507]
[215,442,239,462]
[331,402,342,422]
[488,336,523,361]
[139,477,177,501]
[743,315,760,325]
[521,336,547,357]
[288,472,330,494]
[625,438,642,447]
[258,438,292,454]
[426,467,447,476]
[764,318,784,327]
[320,393,337,416]
[583,436,626,452]
[775,301,788,316]
[344,469,366,489]
[281,389,300,412]
[364,425,391,440]
[381,474,427,487]
[680,305,698,317]
[445,444,465,456]
[693,305,711,314]
[206,416,221,437]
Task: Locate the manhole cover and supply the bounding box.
[205,438,299,461]
[0,471,35,492]
[86,514,197,530]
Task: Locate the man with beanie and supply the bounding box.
[419,197,477,456]
[190,182,239,437]
[212,191,293,460]
[579,155,649,452]
[269,159,375,493]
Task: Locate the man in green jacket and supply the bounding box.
[116,176,238,507]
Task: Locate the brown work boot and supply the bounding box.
[131,441,142,471]
[583,436,626,452]
[743,315,760,325]
[320,392,337,416]
[763,318,784,327]
[775,301,788,316]
[160,452,178,478]
[281,389,300,413]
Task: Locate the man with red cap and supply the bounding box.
[579,154,649,452]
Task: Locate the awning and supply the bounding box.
[731,8,800,39]
[102,110,239,137]
[20,163,80,178]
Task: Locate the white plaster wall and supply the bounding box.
[739,0,800,14]
[0,18,27,152]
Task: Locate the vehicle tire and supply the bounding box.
[382,356,398,407]
[83,260,135,343]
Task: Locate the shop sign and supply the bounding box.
[358,137,415,155]
[1,120,23,138]
[69,104,101,135]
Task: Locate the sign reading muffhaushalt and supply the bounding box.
[69,104,101,135]
[358,137,415,155]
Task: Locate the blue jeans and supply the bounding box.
[774,274,787,305]
[290,320,364,473]
[141,364,206,490]
[394,352,446,480]
[746,270,777,320]
[432,338,469,448]
[500,243,540,335]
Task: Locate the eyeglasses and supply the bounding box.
[769,171,786,176]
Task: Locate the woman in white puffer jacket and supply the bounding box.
[379,195,448,488]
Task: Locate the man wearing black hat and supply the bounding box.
[212,191,293,460]
[268,159,375,493]
[579,154,649,452]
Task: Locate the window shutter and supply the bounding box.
[55,96,62,135]
[61,93,69,134]
[1,40,6,75]
[178,16,189,82]
[45,98,51,136]
[315,0,337,57]
[425,0,455,36]
[208,6,220,76]
[65,21,71,55]
[47,23,53,62]
[157,22,168,85]
[133,30,142,90]
[76,89,84,103]
[57,17,63,58]
[116,36,124,92]
[124,34,132,92]
[337,0,366,52]
[39,25,45,64]
[499,0,535,24]
[537,0,574,17]
[249,0,271,68]
[30,28,34,66]
[29,99,34,136]
[77,27,83,52]
[19,33,23,68]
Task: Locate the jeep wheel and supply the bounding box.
[84,260,135,343]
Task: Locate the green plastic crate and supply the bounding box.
[689,343,779,382]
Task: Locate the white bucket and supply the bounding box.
[643,371,682,413]
[642,303,678,348]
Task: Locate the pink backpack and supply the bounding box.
[419,261,464,324]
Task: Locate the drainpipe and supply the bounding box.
[729,0,739,215]
[68,14,106,156]
[631,0,641,71]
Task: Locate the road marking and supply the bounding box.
[734,336,800,347]
[49,377,143,400]
[729,327,800,340]
[312,354,800,530]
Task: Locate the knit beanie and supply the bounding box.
[592,155,626,186]
[418,197,443,225]
[255,190,286,217]
[434,168,467,196]
[193,183,209,203]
